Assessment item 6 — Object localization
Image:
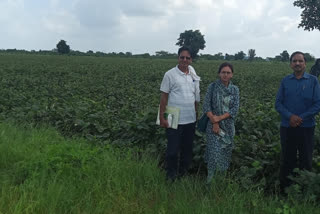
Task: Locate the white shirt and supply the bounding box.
[160,65,200,124]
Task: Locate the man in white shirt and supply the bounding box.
[159,46,200,181]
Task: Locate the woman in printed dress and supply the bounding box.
[203,62,240,184]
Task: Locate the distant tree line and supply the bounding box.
[0,39,316,62]
[0,47,316,62]
[267,50,315,62]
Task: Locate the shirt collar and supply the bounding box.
[289,71,309,79]
[302,72,310,79]
[175,65,190,76]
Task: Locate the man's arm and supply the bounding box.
[160,92,169,128]
[275,80,293,120]
[299,78,320,121]
[195,101,198,120]
[208,86,240,124]
[275,79,302,127]
[194,79,200,120]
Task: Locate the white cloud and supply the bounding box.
[0,0,319,57]
[223,0,237,9]
[241,0,268,20]
[267,0,287,17]
[42,11,80,35]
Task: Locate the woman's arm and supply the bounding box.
[228,86,240,119]
[203,83,213,114]
[209,113,231,123]
[209,86,240,123]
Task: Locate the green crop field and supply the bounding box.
[1,54,320,204]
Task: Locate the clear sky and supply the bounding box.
[1,0,319,58]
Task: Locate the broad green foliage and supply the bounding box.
[0,54,319,192]
[176,29,206,59]
[280,50,290,62]
[248,49,256,61]
[234,51,246,60]
[294,0,320,31]
[56,40,70,54]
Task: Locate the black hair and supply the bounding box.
[178,46,191,57]
[290,51,306,62]
[218,62,234,73]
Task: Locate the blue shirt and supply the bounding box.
[275,72,320,127]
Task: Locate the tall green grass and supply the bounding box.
[0,123,318,213]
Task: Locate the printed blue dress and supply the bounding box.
[203,79,240,181]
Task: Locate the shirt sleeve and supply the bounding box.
[160,72,170,93]
[195,80,200,103]
[299,78,320,120]
[229,86,240,118]
[275,79,293,120]
[203,83,213,114]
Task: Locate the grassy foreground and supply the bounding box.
[0,123,319,214]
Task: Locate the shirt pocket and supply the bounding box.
[301,83,313,106]
[302,88,313,101]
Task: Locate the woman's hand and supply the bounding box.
[212,123,220,134]
[209,113,230,124]
[211,115,221,123]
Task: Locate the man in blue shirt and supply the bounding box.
[275,51,320,193]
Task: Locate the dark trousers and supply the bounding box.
[279,126,315,190]
[165,122,196,180]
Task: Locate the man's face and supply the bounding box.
[290,54,306,73]
[178,50,192,68]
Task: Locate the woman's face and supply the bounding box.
[219,66,233,84]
